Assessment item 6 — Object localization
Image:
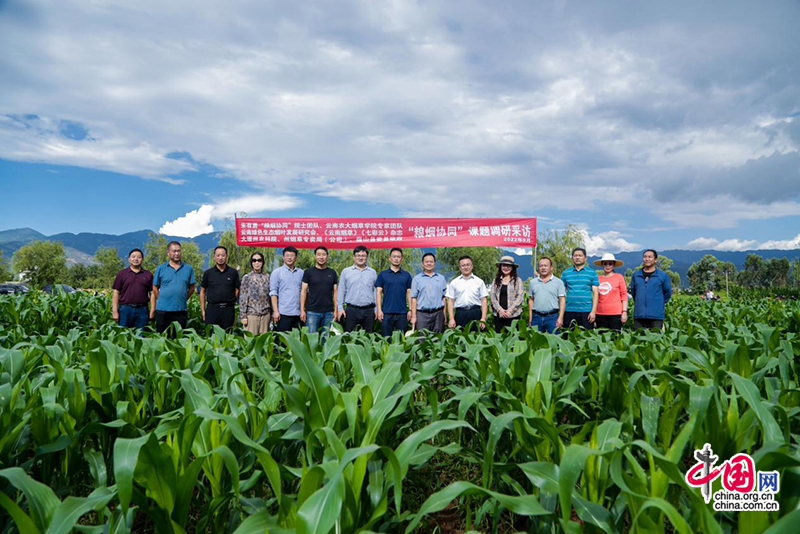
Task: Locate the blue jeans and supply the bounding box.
[119,305,149,330]
[306,311,334,336]
[531,312,558,334]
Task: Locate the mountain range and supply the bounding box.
[1,227,798,285]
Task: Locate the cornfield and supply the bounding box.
[1,292,799,533]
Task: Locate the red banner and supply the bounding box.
[236,218,536,248]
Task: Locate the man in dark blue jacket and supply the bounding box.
[629,249,672,330]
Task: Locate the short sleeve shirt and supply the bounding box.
[200,265,240,304]
[596,273,627,315]
[375,268,412,313]
[411,272,448,311]
[561,266,599,312]
[112,267,153,305]
[153,262,196,312]
[445,275,489,308]
[302,267,338,313]
[529,276,566,313]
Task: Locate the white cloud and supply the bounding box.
[580,230,641,257]
[1,0,798,240]
[159,205,215,237]
[686,234,800,251]
[758,233,800,250]
[158,193,303,237]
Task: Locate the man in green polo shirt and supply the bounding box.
[561,247,598,329]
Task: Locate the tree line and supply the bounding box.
[687,253,800,294]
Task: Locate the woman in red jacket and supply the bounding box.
[593,253,628,331]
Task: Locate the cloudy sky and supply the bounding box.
[1,0,799,254]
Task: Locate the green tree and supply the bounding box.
[0,250,12,282]
[687,255,736,293]
[12,240,67,288]
[143,232,169,272]
[738,254,768,288]
[535,225,586,277]
[766,257,791,287]
[95,246,124,288]
[792,259,800,286]
[435,247,500,282]
[181,241,205,278]
[142,233,205,276]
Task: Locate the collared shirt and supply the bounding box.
[112,267,153,305]
[201,265,240,304]
[337,265,377,308]
[411,271,447,311]
[269,264,304,315]
[445,274,488,308]
[239,271,271,316]
[375,268,412,313]
[562,265,599,312]
[529,275,566,313]
[153,261,196,312]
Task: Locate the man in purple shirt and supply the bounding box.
[112,248,153,329]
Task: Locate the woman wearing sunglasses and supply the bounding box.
[239,252,272,335]
[593,253,628,331]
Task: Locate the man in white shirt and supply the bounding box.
[446,255,489,331]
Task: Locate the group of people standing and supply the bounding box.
[110,241,672,336]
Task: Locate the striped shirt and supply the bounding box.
[561,266,599,313]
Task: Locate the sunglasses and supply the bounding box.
[251,258,264,263]
[602,261,615,266]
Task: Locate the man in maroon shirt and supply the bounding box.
[112,248,154,329]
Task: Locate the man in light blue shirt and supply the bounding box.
[410,252,447,333]
[269,246,304,331]
[337,245,378,332]
[151,241,195,336]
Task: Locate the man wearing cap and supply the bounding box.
[528,257,566,334]
[446,255,489,331]
[337,245,378,332]
[561,247,599,329]
[629,249,672,330]
[593,253,628,331]
[410,252,447,333]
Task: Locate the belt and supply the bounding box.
[533,309,559,316]
[418,307,444,313]
[121,303,148,308]
[346,303,375,309]
[456,305,481,311]
[209,302,235,308]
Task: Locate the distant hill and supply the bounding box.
[0,228,797,285]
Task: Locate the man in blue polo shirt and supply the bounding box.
[150,241,196,335]
[376,247,413,337]
[561,247,598,329]
[410,252,447,333]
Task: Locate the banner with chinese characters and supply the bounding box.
[236,218,536,248]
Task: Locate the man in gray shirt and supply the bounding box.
[527,256,566,334]
[336,245,378,332]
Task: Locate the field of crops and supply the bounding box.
[1,292,799,534]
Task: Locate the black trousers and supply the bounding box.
[381,312,408,336]
[155,310,187,335]
[455,306,482,331]
[205,304,235,331]
[345,305,375,332]
[494,315,520,332]
[563,311,595,330]
[595,314,622,331]
[275,314,302,332]
[634,318,664,331]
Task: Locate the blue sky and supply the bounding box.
[1,0,799,255]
